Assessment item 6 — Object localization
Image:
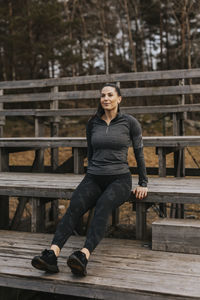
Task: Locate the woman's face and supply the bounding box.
[100,86,122,112]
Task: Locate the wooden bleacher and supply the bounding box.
[0,69,200,299]
[0,172,199,239]
[1,230,200,300]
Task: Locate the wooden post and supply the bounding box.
[73,145,86,234]
[136,202,146,240]
[0,89,9,229]
[73,148,85,174]
[30,109,46,231]
[171,79,185,218]
[173,113,185,178]
[73,146,87,235]
[157,147,166,177]
[49,86,60,222]
[50,86,60,171]
[33,117,45,172]
[31,198,45,233]
[156,147,167,217]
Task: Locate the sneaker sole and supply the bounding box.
[67,255,87,276]
[31,257,59,273]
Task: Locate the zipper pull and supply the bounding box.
[106,125,109,134]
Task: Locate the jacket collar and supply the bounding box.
[96,108,122,120]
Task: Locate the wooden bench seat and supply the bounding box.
[1,229,200,300]
[0,172,200,239]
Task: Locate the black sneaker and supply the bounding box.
[67,250,88,276]
[31,249,59,273]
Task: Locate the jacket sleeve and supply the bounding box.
[129,116,148,187]
[86,119,93,166]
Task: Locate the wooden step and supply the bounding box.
[152,218,200,254]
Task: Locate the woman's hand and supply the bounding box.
[133,186,148,199]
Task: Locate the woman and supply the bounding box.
[31,83,148,276]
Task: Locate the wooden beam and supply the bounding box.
[1,68,200,89]
[2,85,200,103]
[1,103,200,117]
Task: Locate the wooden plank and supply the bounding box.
[0,173,199,198]
[152,218,200,254]
[2,85,200,103]
[0,136,199,148]
[1,103,200,117]
[1,231,200,299]
[1,68,200,89]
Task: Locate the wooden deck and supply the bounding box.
[0,230,200,300]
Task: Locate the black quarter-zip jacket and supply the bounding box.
[86,112,148,187]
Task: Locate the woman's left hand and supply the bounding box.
[133,186,148,199]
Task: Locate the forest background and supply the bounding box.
[0,0,199,81]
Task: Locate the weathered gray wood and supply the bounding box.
[49,87,60,222]
[2,85,200,104]
[31,198,45,233]
[0,136,199,148]
[156,147,167,217]
[73,148,86,174]
[157,147,166,177]
[1,103,200,117]
[173,113,185,177]
[152,218,200,254]
[50,86,59,172]
[33,117,45,172]
[0,173,199,201]
[2,230,200,299]
[0,170,199,240]
[1,68,200,89]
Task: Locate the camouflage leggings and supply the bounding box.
[51,172,132,253]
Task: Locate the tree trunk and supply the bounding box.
[123,0,137,73]
[8,1,16,80]
[181,0,187,69]
[159,0,164,70]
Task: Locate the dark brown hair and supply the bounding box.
[97,83,121,116]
